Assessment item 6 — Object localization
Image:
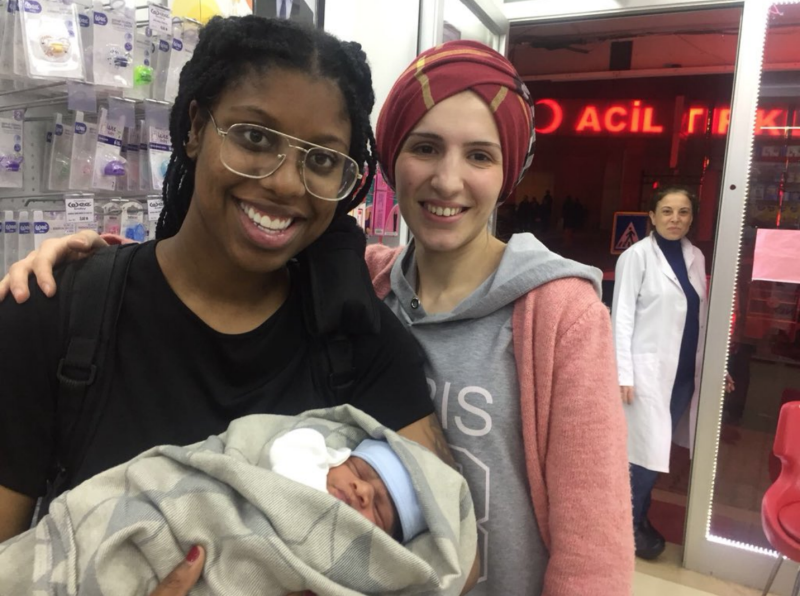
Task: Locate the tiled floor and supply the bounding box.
[634,544,771,596]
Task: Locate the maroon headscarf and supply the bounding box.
[376,40,535,203]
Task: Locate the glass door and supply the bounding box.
[684,1,800,592]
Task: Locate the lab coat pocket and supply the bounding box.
[632,353,661,403]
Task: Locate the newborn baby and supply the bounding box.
[0,407,475,596]
[270,428,427,543]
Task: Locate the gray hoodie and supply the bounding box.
[383,233,600,595]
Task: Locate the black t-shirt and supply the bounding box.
[0,241,432,497]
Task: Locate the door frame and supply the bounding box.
[683,0,799,591]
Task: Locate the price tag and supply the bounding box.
[65,196,95,224]
[148,3,171,36]
[147,197,164,222]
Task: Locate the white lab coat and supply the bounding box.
[611,233,707,473]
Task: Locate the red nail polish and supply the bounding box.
[185,545,201,564]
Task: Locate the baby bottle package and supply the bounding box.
[20,0,85,81]
[17,210,33,259]
[3,210,18,275]
[0,0,7,67]
[69,111,98,190]
[32,208,65,249]
[162,18,199,103]
[151,35,171,101]
[125,125,139,191]
[42,117,55,189]
[77,6,93,83]
[91,107,126,191]
[91,0,135,88]
[0,110,25,189]
[137,119,150,191]
[117,128,128,189]
[0,0,27,78]
[48,112,74,191]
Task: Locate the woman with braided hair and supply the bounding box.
[0,16,464,594]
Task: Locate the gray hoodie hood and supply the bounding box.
[390,233,602,324]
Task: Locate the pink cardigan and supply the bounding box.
[366,244,634,595]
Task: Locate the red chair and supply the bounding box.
[769,390,800,482]
[762,402,800,595]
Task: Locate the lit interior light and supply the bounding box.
[699,0,773,557]
[707,534,780,558]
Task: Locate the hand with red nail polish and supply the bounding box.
[148,545,205,596]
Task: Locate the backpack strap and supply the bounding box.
[322,332,357,403]
[43,244,138,512]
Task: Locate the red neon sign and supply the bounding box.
[535,98,792,137]
[536,100,666,135]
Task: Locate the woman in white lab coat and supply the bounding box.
[611,187,707,560]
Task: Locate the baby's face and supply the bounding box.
[327,456,399,538]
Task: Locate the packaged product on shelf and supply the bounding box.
[137,119,149,191]
[42,117,55,189]
[146,194,162,239]
[0,0,27,78]
[69,111,98,190]
[125,28,154,100]
[91,107,126,191]
[17,209,32,258]
[765,184,779,202]
[34,209,68,248]
[125,125,139,190]
[48,112,73,191]
[151,35,171,101]
[78,6,93,83]
[20,0,85,81]
[99,198,121,234]
[0,111,24,189]
[0,0,6,63]
[163,18,199,103]
[3,210,18,274]
[91,2,135,88]
[781,192,800,228]
[147,126,171,191]
[117,128,128,188]
[119,199,146,241]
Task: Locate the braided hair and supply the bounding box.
[156,16,377,239]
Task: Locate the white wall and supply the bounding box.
[324,0,422,128]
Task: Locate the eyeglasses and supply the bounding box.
[207,111,361,202]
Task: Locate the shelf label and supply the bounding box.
[65,196,95,224]
[147,197,163,222]
[148,3,171,36]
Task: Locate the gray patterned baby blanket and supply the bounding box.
[0,405,476,596]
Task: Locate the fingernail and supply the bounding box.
[41,284,52,295]
[185,545,201,564]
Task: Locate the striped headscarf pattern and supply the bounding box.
[376,40,535,203]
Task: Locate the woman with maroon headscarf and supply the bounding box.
[1,40,633,595]
[363,41,633,594]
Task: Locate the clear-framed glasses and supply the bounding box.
[207,111,361,202]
